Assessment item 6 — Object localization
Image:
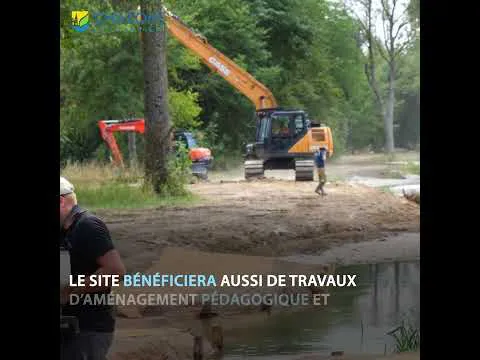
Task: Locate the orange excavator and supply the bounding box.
[98,118,213,179]
[160,6,333,181]
[100,6,333,181]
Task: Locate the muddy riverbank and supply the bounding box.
[102,153,420,360]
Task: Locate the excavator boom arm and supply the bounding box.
[98,119,145,167]
[163,8,277,111]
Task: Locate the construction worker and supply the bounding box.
[60,177,126,360]
[314,146,328,196]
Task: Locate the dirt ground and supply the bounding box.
[98,152,420,360]
[208,151,420,183]
[294,352,420,360]
[99,179,419,273]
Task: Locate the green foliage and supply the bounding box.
[358,0,420,151]
[395,37,420,148]
[61,1,203,163]
[387,322,420,353]
[168,89,202,129]
[407,0,420,28]
[61,161,197,209]
[61,0,419,167]
[196,122,242,170]
[168,0,273,149]
[77,183,156,209]
[156,142,193,196]
[76,183,196,209]
[401,161,420,175]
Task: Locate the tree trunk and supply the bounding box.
[141,0,171,193]
[384,63,396,153]
[128,132,137,168]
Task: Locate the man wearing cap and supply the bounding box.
[314,146,328,196]
[60,177,126,360]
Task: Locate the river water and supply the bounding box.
[223,261,420,359]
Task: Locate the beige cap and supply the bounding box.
[60,176,75,196]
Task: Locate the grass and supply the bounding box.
[401,162,420,175]
[61,162,199,210]
[62,161,143,187]
[76,183,199,210]
[360,318,420,355]
[387,322,420,353]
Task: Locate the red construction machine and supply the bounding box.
[98,119,213,179]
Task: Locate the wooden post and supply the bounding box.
[193,336,203,360]
[200,317,213,344]
[211,324,224,353]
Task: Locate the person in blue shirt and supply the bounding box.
[314,146,328,196]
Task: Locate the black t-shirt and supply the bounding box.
[60,206,116,332]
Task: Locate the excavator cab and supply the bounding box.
[244,109,333,181]
[174,130,213,179]
[255,110,309,155]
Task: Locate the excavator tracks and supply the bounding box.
[294,159,315,181]
[244,160,265,179]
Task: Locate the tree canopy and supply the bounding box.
[61,0,419,165]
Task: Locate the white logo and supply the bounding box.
[208,57,230,77]
[117,126,136,131]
